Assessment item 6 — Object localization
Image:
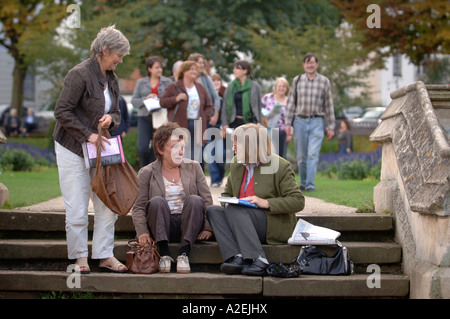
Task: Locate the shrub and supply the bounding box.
[318,148,381,180]
[121,129,139,168]
[0,141,56,168]
[0,149,36,171]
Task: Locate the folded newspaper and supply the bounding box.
[288,218,341,245]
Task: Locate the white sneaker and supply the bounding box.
[159,255,174,273]
[176,253,191,273]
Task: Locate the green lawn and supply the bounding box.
[301,175,379,209]
[0,167,378,211]
[0,168,61,209]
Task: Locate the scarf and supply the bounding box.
[226,78,253,123]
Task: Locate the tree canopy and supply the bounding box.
[331,0,450,65]
[71,0,341,79]
[0,0,67,115]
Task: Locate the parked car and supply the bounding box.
[343,106,363,120]
[351,107,386,136]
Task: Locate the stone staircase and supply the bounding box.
[0,209,409,298]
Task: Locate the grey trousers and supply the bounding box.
[206,205,267,261]
[146,195,205,247]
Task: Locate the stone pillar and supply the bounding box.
[0,183,8,207]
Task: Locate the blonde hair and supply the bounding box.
[232,123,273,164]
[274,77,290,96]
[187,53,209,76]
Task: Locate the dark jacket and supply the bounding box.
[111,96,130,136]
[53,57,121,157]
[159,80,212,145]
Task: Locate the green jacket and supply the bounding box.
[222,154,305,244]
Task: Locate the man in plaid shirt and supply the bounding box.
[285,53,335,192]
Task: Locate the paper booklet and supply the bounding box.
[82,135,125,169]
[218,196,259,209]
[143,97,161,112]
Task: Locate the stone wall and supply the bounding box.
[370,81,449,299]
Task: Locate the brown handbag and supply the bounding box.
[126,239,160,274]
[90,124,139,216]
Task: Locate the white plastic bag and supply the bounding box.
[288,218,341,245]
[152,108,168,129]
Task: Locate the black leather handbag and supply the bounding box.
[291,241,353,276]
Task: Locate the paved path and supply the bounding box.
[18,176,357,215]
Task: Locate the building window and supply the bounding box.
[393,54,402,77]
[23,68,35,102]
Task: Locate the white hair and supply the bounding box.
[90,25,130,58]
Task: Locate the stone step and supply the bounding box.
[0,209,408,298]
[0,210,394,240]
[0,239,402,266]
[0,270,410,298]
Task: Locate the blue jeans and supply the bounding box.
[137,116,156,168]
[293,116,324,190]
[208,136,226,184]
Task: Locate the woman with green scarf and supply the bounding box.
[221,61,263,135]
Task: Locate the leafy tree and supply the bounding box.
[32,0,342,100]
[331,0,449,65]
[0,0,68,115]
[247,23,378,109]
[81,0,341,79]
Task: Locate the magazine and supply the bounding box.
[217,196,258,209]
[82,135,125,169]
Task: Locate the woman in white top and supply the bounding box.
[160,61,212,169]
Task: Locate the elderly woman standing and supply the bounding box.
[132,56,173,167]
[206,123,304,276]
[160,61,212,168]
[132,122,213,273]
[53,26,130,274]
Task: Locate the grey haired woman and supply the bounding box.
[53,25,130,274]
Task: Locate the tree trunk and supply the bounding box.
[11,61,27,117]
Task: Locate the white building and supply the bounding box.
[349,53,425,107]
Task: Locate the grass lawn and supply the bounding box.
[301,174,379,209]
[0,168,61,209]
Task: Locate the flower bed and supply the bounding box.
[0,142,56,171]
[318,148,381,180]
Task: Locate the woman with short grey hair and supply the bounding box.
[53,25,130,274]
[90,25,130,59]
